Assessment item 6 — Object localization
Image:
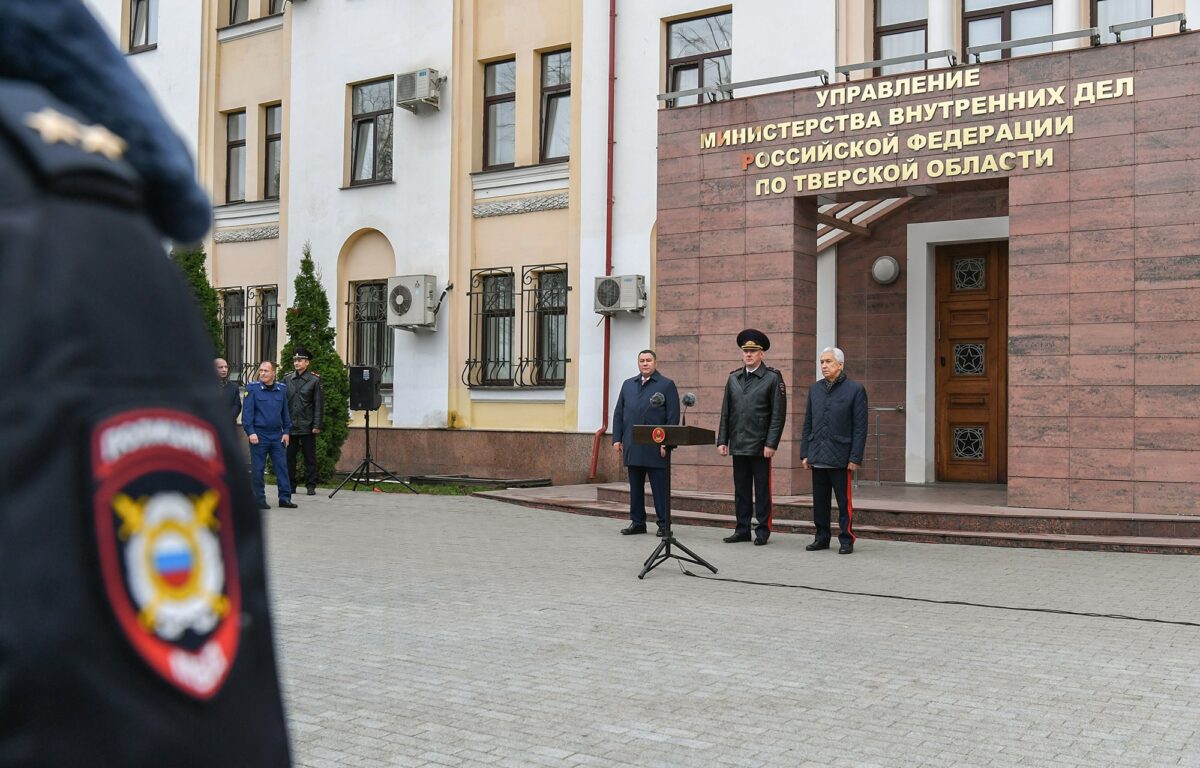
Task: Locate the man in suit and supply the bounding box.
[800,346,869,555]
[612,349,680,536]
[216,357,241,430]
[717,329,787,546]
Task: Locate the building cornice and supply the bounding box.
[217,13,284,43]
[471,162,569,200]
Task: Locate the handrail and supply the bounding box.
[857,404,905,487]
[966,27,1099,62]
[657,68,829,103]
[835,49,957,81]
[1110,13,1186,42]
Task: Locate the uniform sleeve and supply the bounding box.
[800,385,813,459]
[242,387,255,435]
[766,372,787,449]
[850,383,869,465]
[716,379,731,446]
[281,386,292,435]
[664,380,681,426]
[612,383,626,444]
[313,377,324,431]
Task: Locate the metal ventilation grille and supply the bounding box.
[396,72,419,102]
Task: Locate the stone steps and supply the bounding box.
[475,486,1200,555]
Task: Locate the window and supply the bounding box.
[875,0,927,75]
[226,111,246,203]
[666,12,732,107]
[248,286,278,369]
[963,0,1053,61]
[524,266,568,386]
[484,60,517,170]
[1093,0,1152,43]
[350,79,393,184]
[220,289,246,380]
[129,0,155,51]
[264,104,282,200]
[540,50,571,163]
[348,281,394,386]
[230,0,248,25]
[464,266,571,388]
[269,0,286,14]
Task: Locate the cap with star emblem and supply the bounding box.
[737,328,771,352]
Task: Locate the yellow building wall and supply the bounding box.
[449,0,582,434]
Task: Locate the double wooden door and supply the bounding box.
[935,241,1008,483]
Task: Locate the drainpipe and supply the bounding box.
[588,0,618,481]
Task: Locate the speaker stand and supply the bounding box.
[329,410,418,498]
[637,447,716,579]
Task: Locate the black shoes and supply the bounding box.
[805,541,830,551]
[656,528,668,538]
[621,524,647,535]
[839,544,854,555]
[306,488,316,496]
[257,502,270,510]
[754,537,769,546]
[723,533,751,543]
[278,500,298,509]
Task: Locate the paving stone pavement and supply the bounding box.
[266,491,1200,768]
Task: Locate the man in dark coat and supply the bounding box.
[284,346,324,496]
[612,349,680,536]
[216,357,242,429]
[717,329,787,546]
[0,3,290,761]
[800,346,869,554]
[243,361,296,510]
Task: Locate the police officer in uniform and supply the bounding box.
[244,361,297,510]
[0,2,290,764]
[717,329,787,546]
[284,347,324,496]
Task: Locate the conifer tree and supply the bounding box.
[170,246,223,356]
[281,243,349,483]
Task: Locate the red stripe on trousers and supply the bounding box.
[845,469,856,542]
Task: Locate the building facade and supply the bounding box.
[89,0,1198,503]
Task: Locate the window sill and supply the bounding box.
[128,43,158,55]
[469,388,566,403]
[340,179,396,190]
[218,14,284,43]
[471,162,569,200]
[214,199,281,228]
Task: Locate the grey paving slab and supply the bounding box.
[266,491,1200,768]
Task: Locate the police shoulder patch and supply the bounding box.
[91,408,241,700]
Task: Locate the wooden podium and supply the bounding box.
[631,424,718,579]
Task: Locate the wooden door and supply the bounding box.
[935,242,1008,483]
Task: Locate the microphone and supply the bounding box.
[649,392,665,407]
[681,392,696,426]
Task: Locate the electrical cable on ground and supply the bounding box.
[678,564,1200,628]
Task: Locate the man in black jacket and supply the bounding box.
[717,329,787,546]
[800,346,869,554]
[216,357,242,430]
[284,346,324,496]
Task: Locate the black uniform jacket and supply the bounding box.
[0,79,290,766]
[284,369,324,434]
[717,365,788,456]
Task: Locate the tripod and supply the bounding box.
[638,446,717,579]
[329,409,417,497]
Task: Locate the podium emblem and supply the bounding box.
[651,427,666,444]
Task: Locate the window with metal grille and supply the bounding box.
[463,269,515,386]
[219,288,246,381]
[963,0,1053,61]
[666,12,732,107]
[347,281,394,387]
[247,285,278,372]
[350,79,394,184]
[521,266,568,386]
[875,0,928,75]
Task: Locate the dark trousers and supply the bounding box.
[287,432,318,491]
[627,465,668,528]
[250,435,292,504]
[811,467,855,547]
[732,455,772,539]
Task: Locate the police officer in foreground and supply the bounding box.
[284,347,324,496]
[244,361,297,510]
[716,329,787,546]
[0,2,290,764]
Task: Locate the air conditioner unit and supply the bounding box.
[387,275,437,328]
[395,68,441,113]
[594,274,646,315]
